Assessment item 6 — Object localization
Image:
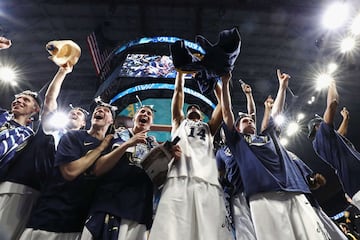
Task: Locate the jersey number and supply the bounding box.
[188,127,206,140]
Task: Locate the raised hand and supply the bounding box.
[276,69,290,89]
[99,134,114,152]
[241,81,252,94]
[170,144,182,161]
[340,107,349,120]
[0,37,11,50]
[60,62,74,74]
[264,95,274,111]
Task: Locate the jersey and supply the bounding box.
[223,117,310,198]
[1,123,55,191]
[313,122,360,197]
[27,130,106,233]
[88,129,157,229]
[216,145,243,195]
[168,119,220,186]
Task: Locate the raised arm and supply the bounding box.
[241,81,256,122]
[208,83,223,136]
[271,69,290,117]
[221,72,235,130]
[337,107,349,136]
[323,80,338,125]
[43,65,73,117]
[42,64,73,132]
[171,71,185,130]
[260,96,274,133]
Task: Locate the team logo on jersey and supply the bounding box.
[224,147,233,157]
[244,135,269,146]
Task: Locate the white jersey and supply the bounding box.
[168,119,220,186]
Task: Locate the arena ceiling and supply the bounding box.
[1,0,360,215]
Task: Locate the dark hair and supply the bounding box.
[15,90,42,108]
[307,116,323,139]
[94,96,118,119]
[135,105,156,114]
[235,112,252,127]
[186,104,200,113]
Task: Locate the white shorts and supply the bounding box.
[351,190,360,210]
[80,218,147,240]
[0,181,40,240]
[249,191,330,240]
[19,228,80,240]
[232,193,256,240]
[149,177,233,240]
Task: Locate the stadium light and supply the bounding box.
[322,2,349,30]
[0,66,17,84]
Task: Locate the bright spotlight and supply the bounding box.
[340,37,356,53]
[47,111,69,129]
[327,62,338,74]
[316,73,333,91]
[322,2,349,30]
[351,14,360,35]
[297,113,305,121]
[274,114,286,126]
[0,66,17,83]
[280,137,289,146]
[286,121,300,136]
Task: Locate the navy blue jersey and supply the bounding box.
[88,129,156,229]
[27,130,106,233]
[223,118,310,198]
[313,122,360,197]
[215,145,243,195]
[0,123,55,191]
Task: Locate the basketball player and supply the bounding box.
[0,90,43,240]
[149,70,233,240]
[308,79,360,210]
[221,69,330,240]
[20,102,114,240]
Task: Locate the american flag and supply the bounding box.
[86,26,113,81]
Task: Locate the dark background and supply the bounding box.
[1,0,360,216]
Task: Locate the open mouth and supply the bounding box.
[94,114,104,120]
[140,118,147,123]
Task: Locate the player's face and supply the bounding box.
[91,106,113,127]
[11,94,39,117]
[134,107,153,130]
[67,109,86,130]
[186,106,202,121]
[238,117,256,134]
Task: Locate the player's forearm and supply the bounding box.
[43,68,68,116]
[59,147,103,181]
[337,117,349,136]
[324,80,338,124]
[172,72,185,128]
[261,108,271,133]
[93,142,131,176]
[221,80,235,130]
[271,85,286,117]
[245,94,255,114]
